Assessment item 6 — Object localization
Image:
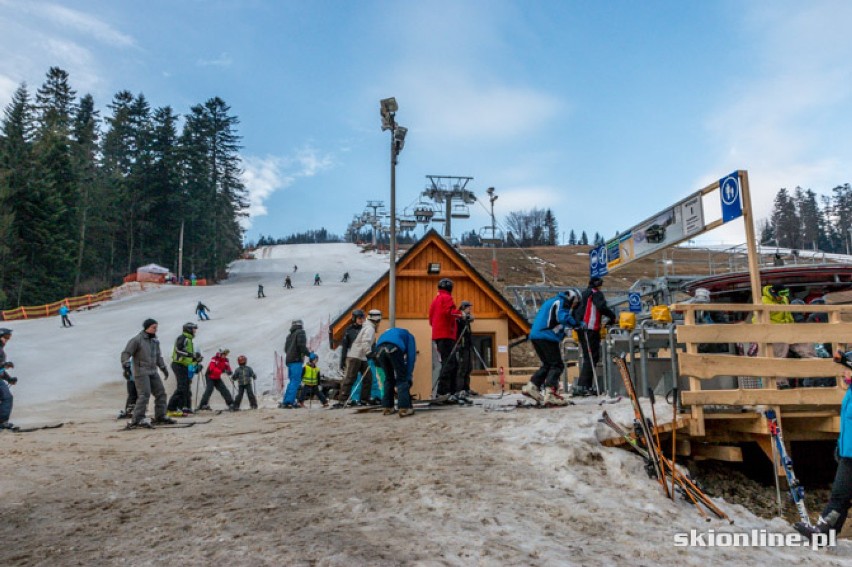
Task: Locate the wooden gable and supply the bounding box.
[330,229,530,346]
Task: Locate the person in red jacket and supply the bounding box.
[429,278,462,397]
[197,348,235,411]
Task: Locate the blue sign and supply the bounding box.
[720,172,743,222]
[590,245,608,278]
[628,292,642,313]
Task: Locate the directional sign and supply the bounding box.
[628,292,642,313]
[720,172,743,222]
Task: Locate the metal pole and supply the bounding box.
[389,119,397,327]
[490,190,497,281]
[445,197,452,240]
[178,220,184,282]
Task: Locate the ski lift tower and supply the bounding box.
[480,186,504,280]
[423,175,475,240]
[363,200,386,247]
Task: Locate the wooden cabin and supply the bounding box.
[329,229,531,400]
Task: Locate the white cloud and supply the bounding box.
[36,2,135,48]
[490,186,562,215]
[240,147,334,228]
[197,53,233,68]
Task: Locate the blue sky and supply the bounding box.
[1,0,851,245]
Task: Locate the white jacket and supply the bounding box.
[348,321,377,361]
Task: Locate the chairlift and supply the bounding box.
[432,211,446,223]
[399,217,417,230]
[413,204,435,223]
[479,226,504,245]
[451,203,470,219]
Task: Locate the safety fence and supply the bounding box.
[1,289,114,321]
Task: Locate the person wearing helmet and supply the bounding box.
[314,273,322,286]
[232,355,258,410]
[196,301,211,321]
[339,310,366,372]
[299,352,328,407]
[334,309,382,407]
[280,319,311,408]
[573,278,617,396]
[452,301,475,402]
[198,348,235,411]
[429,278,463,398]
[523,289,581,406]
[0,328,16,429]
[168,322,202,417]
[121,319,172,428]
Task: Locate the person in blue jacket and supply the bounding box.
[796,350,852,539]
[375,327,417,418]
[58,304,73,327]
[522,289,581,406]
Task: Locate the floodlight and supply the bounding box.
[380,97,398,116]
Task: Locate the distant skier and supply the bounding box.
[232,355,258,410]
[293,265,298,273]
[522,290,580,406]
[299,352,328,407]
[284,276,293,289]
[341,272,350,283]
[257,283,265,298]
[58,304,73,327]
[167,322,201,417]
[197,349,235,411]
[121,319,174,428]
[314,273,322,286]
[0,328,17,429]
[375,327,417,417]
[196,301,210,321]
[279,320,311,409]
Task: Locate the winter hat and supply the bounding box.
[143,318,158,330]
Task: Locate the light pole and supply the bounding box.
[487,187,498,280]
[381,97,406,327]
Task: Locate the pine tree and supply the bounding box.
[70,94,100,294]
[579,231,589,246]
[771,188,798,248]
[544,208,558,246]
[568,229,577,245]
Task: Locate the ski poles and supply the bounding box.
[579,329,601,396]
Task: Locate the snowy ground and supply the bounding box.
[0,243,849,565]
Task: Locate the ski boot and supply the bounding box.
[521,382,544,404]
[196,404,212,412]
[571,385,593,397]
[166,410,185,418]
[382,408,396,415]
[0,421,16,430]
[543,387,570,406]
[795,511,839,541]
[128,417,154,429]
[181,407,195,415]
[398,408,415,418]
[152,416,178,425]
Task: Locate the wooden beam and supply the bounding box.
[676,323,852,344]
[600,417,690,447]
[691,444,744,462]
[679,353,842,380]
[681,387,844,406]
[673,303,842,314]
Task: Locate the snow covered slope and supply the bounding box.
[4,243,388,420]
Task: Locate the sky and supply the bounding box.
[1,0,851,246]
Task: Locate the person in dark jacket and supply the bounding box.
[376,327,417,417]
[284,276,293,289]
[334,310,380,407]
[280,319,310,408]
[573,277,616,396]
[121,319,173,428]
[197,349,235,410]
[339,310,365,372]
[428,278,462,397]
[523,289,580,405]
[168,322,201,416]
[796,351,852,540]
[232,355,258,410]
[196,301,210,321]
[0,328,17,429]
[454,301,475,400]
[257,284,265,298]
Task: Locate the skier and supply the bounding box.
[196,301,211,321]
[429,278,462,398]
[197,348,235,411]
[58,304,73,327]
[0,328,17,429]
[120,319,174,428]
[119,360,137,419]
[573,277,616,396]
[375,326,417,417]
[314,273,322,286]
[257,283,265,298]
[522,289,580,406]
[453,301,475,402]
[339,310,365,373]
[795,349,852,540]
[284,275,293,289]
[299,352,328,407]
[334,309,381,407]
[231,355,258,410]
[293,265,298,273]
[279,319,310,408]
[167,322,202,417]
[341,272,350,283]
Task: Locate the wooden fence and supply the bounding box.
[1,289,114,321]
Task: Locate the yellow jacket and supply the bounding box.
[303,364,320,386]
[759,285,794,324]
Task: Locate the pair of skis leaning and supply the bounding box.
[606,354,731,522]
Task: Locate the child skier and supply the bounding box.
[58,304,73,327]
[314,273,322,286]
[299,353,328,407]
[284,276,293,289]
[197,348,235,411]
[232,355,258,410]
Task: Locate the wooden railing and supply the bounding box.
[674,302,849,436]
[1,289,114,321]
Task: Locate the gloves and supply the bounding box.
[161,367,169,381]
[4,361,13,369]
[193,352,203,363]
[123,365,132,380]
[5,376,17,385]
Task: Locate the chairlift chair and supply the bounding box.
[451,203,470,219]
[399,217,417,230]
[479,226,504,244]
[413,204,435,223]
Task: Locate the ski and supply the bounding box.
[600,410,649,460]
[9,423,64,433]
[122,418,212,431]
[765,409,811,526]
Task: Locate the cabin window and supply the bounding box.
[471,334,495,371]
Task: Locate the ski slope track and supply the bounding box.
[4,243,389,423]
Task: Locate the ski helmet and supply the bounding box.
[438,278,454,292]
[589,277,604,288]
[367,309,382,322]
[291,319,303,328]
[218,348,230,356]
[237,355,247,365]
[0,328,12,338]
[308,352,318,362]
[559,288,581,307]
[183,322,198,334]
[352,309,366,320]
[459,301,472,310]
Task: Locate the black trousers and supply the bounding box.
[577,330,601,390]
[822,457,852,530]
[167,363,192,411]
[125,379,138,412]
[530,339,564,389]
[199,377,234,407]
[299,384,327,405]
[435,339,459,396]
[456,346,473,392]
[234,382,258,409]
